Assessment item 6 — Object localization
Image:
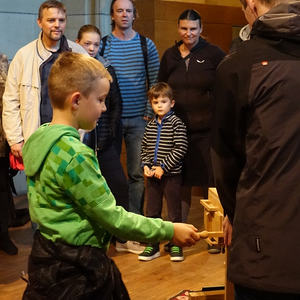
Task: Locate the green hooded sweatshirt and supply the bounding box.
[23,124,173,250]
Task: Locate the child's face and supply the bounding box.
[77,32,100,58]
[77,77,110,130]
[151,96,175,120]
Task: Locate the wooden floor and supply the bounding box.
[0,194,225,300]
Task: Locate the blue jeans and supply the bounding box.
[235,285,300,300]
[121,117,146,215]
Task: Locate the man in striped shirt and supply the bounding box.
[99,0,160,219]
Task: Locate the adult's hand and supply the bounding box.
[223,215,232,247]
[11,141,24,158]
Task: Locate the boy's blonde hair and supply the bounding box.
[48,52,112,109]
[148,82,173,103]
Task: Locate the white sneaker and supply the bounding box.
[115,241,145,255]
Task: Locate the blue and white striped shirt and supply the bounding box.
[100,33,159,118]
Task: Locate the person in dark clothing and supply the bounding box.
[211,0,300,299]
[76,25,128,212]
[0,53,17,255]
[230,24,251,53]
[158,9,225,225]
[76,25,145,255]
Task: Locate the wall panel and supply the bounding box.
[135,0,246,56]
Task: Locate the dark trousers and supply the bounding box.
[146,174,182,222]
[23,231,130,300]
[97,145,129,211]
[235,285,300,300]
[0,157,15,233]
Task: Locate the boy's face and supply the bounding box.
[77,77,109,131]
[151,96,175,120]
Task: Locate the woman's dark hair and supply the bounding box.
[178,9,202,26]
[110,0,137,30]
[77,24,101,41]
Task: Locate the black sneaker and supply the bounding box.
[138,244,160,261]
[170,245,184,262]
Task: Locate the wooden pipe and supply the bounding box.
[198,230,224,239]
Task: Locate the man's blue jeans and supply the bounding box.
[121,116,146,215]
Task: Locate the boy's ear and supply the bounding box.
[70,92,81,110]
[171,99,175,108]
[246,0,257,16]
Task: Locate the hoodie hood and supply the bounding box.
[252,1,300,41]
[239,24,251,42]
[23,124,80,177]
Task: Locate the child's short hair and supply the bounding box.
[77,24,101,41]
[148,82,173,102]
[48,52,112,109]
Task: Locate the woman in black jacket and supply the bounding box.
[158,10,225,225]
[77,25,128,212]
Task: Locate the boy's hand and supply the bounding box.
[144,165,154,177]
[172,223,200,247]
[152,166,164,179]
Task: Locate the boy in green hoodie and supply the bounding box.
[22,52,199,299]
